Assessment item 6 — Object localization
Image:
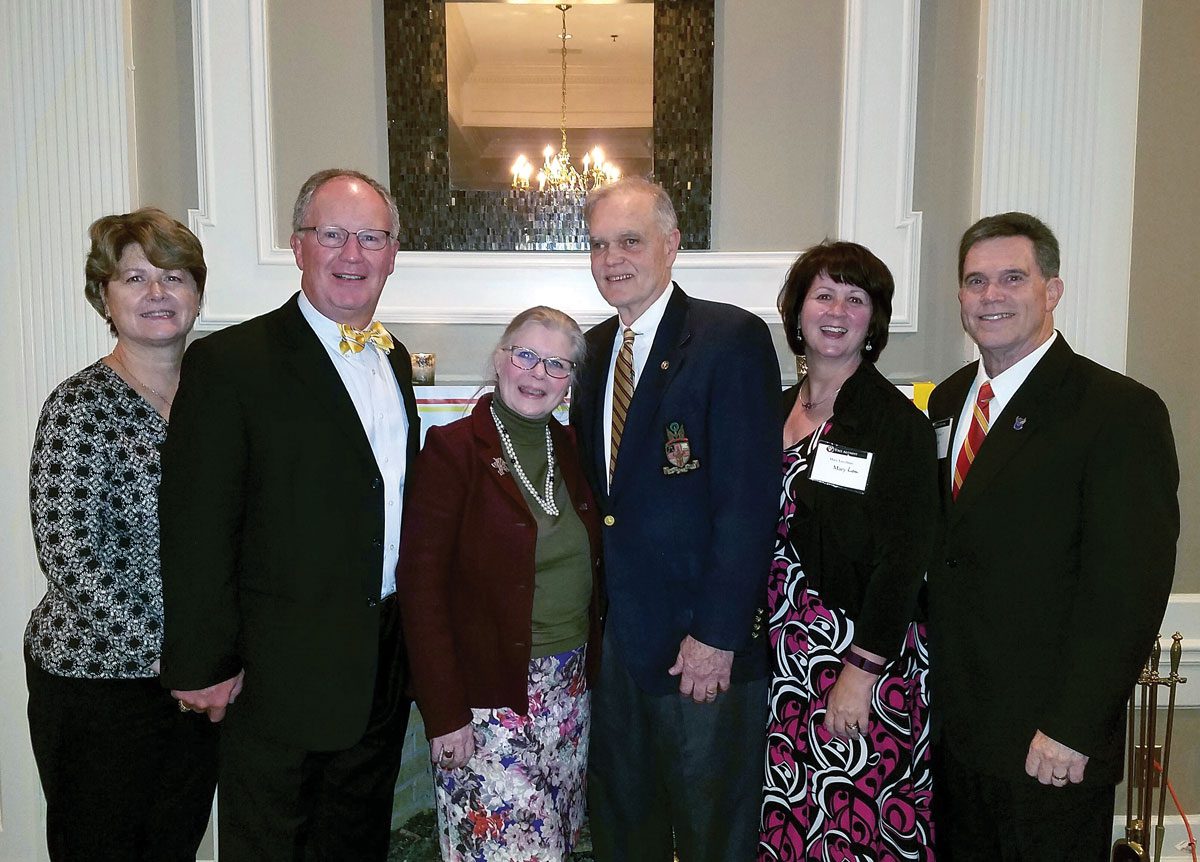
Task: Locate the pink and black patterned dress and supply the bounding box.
[759,432,935,861]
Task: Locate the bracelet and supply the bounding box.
[843,651,886,675]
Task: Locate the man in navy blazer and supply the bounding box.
[927,212,1179,860]
[159,170,420,860]
[570,177,780,860]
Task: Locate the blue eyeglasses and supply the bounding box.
[503,346,575,380]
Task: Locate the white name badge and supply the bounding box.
[811,442,873,493]
[933,418,952,460]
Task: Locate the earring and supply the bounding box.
[864,339,873,352]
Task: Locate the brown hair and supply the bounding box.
[777,240,894,362]
[84,208,207,334]
[958,211,1060,281]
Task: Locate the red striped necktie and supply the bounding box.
[952,380,994,500]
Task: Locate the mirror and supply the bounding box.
[383,0,714,251]
[445,2,653,193]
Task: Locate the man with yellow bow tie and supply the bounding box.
[158,169,420,860]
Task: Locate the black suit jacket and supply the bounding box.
[782,360,939,659]
[570,284,780,694]
[927,334,1178,783]
[159,294,420,751]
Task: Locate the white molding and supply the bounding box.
[194,248,799,328]
[975,0,1143,373]
[190,0,922,331]
[837,0,923,333]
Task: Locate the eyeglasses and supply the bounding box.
[297,226,393,251]
[503,346,575,379]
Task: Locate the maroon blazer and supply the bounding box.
[396,394,603,739]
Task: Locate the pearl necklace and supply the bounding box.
[490,405,559,516]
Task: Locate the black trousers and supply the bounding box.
[933,741,1116,862]
[216,595,411,862]
[587,633,769,862]
[25,650,219,862]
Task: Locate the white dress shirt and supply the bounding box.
[298,291,408,597]
[602,283,674,490]
[950,331,1058,487]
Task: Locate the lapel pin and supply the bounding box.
[660,360,670,371]
[491,457,509,476]
[1013,416,1027,431]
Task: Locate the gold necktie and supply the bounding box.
[610,327,635,482]
[337,321,394,355]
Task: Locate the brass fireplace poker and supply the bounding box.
[1113,633,1187,862]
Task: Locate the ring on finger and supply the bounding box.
[439,748,455,762]
[178,700,191,713]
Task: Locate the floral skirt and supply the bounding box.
[434,646,590,862]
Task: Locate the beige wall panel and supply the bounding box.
[711,0,840,252]
[268,0,390,247]
[1128,0,1199,595]
[131,0,198,219]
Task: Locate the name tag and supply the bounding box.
[811,442,873,493]
[933,418,952,460]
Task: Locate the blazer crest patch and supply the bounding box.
[662,422,701,475]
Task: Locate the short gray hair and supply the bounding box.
[489,306,587,386]
[291,168,400,237]
[584,176,678,238]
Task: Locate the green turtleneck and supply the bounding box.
[492,395,591,658]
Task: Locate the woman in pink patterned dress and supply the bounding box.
[760,241,939,861]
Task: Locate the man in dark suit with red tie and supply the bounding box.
[570,177,779,860]
[927,212,1179,860]
[159,169,420,859]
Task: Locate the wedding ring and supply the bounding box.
[178,700,192,713]
[1052,772,1068,781]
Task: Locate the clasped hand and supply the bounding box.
[1025,729,1088,786]
[171,669,245,723]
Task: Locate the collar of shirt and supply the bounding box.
[951,330,1058,479]
[297,290,373,363]
[970,329,1058,422]
[609,280,674,383]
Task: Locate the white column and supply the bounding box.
[975,0,1143,372]
[0,2,131,857]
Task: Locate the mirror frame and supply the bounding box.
[382,0,714,251]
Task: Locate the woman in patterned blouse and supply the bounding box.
[24,208,218,861]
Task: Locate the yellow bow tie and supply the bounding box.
[337,321,394,355]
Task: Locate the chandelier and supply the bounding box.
[511,4,621,193]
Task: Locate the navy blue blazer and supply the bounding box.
[570,285,780,694]
[927,334,1178,783]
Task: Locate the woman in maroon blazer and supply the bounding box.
[396,306,601,861]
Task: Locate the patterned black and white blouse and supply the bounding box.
[25,360,168,679]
